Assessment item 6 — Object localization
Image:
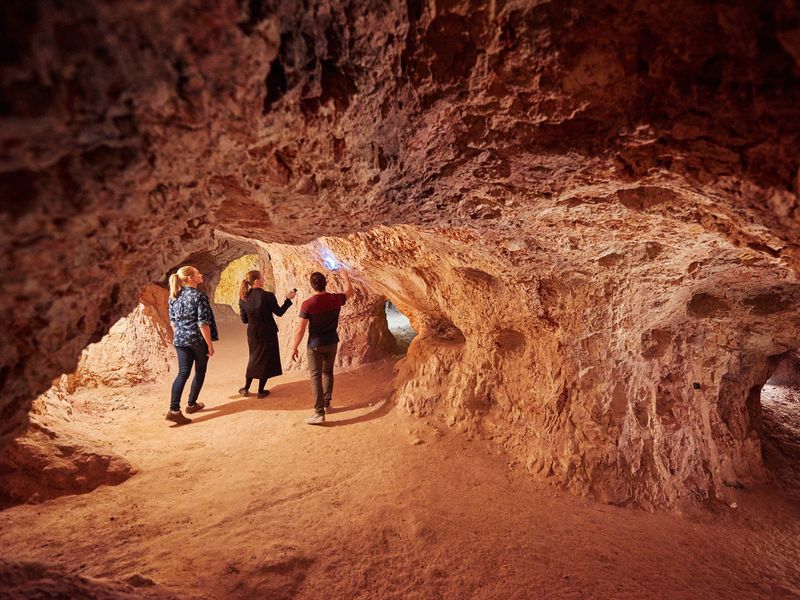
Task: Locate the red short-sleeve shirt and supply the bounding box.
[299,293,347,348]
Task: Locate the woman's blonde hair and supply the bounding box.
[239,270,262,300]
[169,266,199,299]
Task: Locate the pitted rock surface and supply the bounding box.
[2,0,800,506]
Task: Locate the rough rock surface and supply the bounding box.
[0,384,134,506]
[770,351,800,387]
[0,558,177,599]
[305,226,800,506]
[761,382,800,495]
[214,253,264,314]
[2,0,800,507]
[68,284,174,389]
[264,240,397,370]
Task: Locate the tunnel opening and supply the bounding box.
[760,352,800,496]
[5,0,800,595]
[214,252,271,321]
[384,300,416,355]
[0,238,404,507]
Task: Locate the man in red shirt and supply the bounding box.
[290,268,354,424]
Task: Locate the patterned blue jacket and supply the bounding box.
[168,287,219,348]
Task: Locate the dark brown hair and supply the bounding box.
[310,271,327,292]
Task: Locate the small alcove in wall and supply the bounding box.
[384,300,416,355]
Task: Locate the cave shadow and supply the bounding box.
[321,399,393,427]
[187,372,393,426]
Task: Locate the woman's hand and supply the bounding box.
[291,347,299,362]
[286,289,297,300]
[207,343,215,358]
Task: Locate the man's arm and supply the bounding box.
[290,318,309,362]
[340,269,354,300]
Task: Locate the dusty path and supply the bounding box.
[1,325,799,599]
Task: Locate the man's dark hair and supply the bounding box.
[310,271,327,292]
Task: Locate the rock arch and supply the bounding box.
[2,0,800,508]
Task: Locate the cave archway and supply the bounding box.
[4,1,800,595]
[1,0,800,519]
[384,300,416,355]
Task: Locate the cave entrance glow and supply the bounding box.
[385,300,416,355]
[214,253,264,314]
[760,353,800,494]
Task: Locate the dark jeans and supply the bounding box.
[170,344,208,411]
[307,343,337,415]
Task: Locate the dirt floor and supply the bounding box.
[1,324,799,599]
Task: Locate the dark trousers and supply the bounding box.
[307,343,337,415]
[170,345,208,411]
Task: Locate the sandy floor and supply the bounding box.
[1,325,799,599]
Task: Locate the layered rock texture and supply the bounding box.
[2,0,800,507]
[68,284,174,389]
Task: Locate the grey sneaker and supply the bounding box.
[165,411,192,425]
[324,401,332,413]
[305,413,326,425]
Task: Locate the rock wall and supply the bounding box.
[312,225,800,507]
[768,351,800,387]
[262,241,396,371]
[0,285,171,504]
[67,284,174,389]
[2,0,800,507]
[214,253,264,315]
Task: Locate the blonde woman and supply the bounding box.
[166,266,218,425]
[238,270,296,397]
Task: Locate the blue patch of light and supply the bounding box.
[320,247,341,270]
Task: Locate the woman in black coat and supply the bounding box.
[238,270,296,397]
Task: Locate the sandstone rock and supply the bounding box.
[262,240,396,371]
[2,0,800,508]
[0,383,135,507]
[769,351,800,387]
[67,285,174,389]
[214,253,264,315]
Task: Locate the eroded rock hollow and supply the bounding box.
[2,0,800,508]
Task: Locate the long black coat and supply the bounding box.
[239,289,293,380]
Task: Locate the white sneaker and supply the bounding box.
[305,413,326,425]
[324,402,333,414]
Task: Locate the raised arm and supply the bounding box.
[269,290,296,317]
[340,269,354,300]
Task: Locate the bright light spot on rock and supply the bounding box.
[319,247,342,270]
